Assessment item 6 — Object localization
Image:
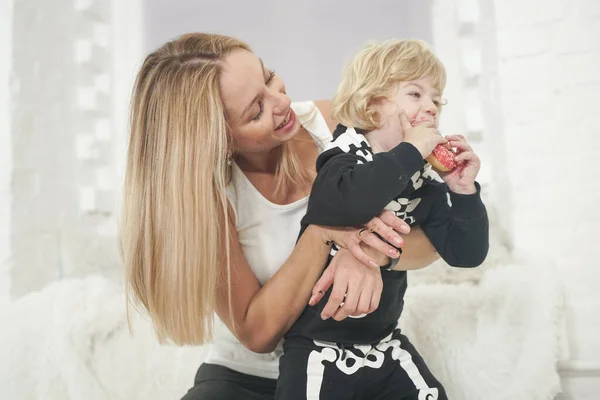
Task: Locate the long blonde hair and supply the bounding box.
[332,39,447,131]
[121,33,307,345]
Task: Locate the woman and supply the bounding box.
[121,33,439,400]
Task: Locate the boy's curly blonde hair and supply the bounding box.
[332,39,447,131]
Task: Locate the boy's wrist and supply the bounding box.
[448,183,477,195]
[448,182,486,219]
[390,142,426,172]
[404,139,426,158]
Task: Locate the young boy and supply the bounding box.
[276,40,489,400]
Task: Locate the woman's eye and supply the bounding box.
[253,102,264,121]
[251,70,276,121]
[409,92,421,98]
[266,70,275,85]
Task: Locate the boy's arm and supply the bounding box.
[420,182,489,267]
[301,141,424,228]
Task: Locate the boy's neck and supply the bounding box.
[364,127,403,154]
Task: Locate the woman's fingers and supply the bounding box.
[309,265,335,306]
[318,249,384,321]
[332,279,360,321]
[354,288,373,317]
[376,211,410,238]
[321,274,348,320]
[359,230,401,259]
[332,267,379,320]
[369,275,383,313]
[348,240,379,268]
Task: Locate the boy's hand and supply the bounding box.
[400,113,447,158]
[440,134,480,195]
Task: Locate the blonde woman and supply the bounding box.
[121,33,439,400]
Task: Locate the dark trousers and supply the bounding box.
[276,329,448,400]
[181,363,276,400]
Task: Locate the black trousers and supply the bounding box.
[276,329,448,400]
[181,363,276,400]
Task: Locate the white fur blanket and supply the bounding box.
[401,260,564,399]
[0,257,563,400]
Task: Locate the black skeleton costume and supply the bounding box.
[276,124,489,400]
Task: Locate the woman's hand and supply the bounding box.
[310,210,410,320]
[309,248,383,321]
[318,210,411,268]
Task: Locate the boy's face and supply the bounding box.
[379,76,442,139]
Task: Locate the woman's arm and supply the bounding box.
[393,226,440,270]
[216,205,410,353]
[215,220,330,354]
[356,226,439,272]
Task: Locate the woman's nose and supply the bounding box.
[272,90,291,115]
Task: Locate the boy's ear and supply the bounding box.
[367,96,388,116]
[369,95,398,117]
[366,96,388,128]
[368,95,388,106]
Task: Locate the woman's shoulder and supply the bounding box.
[313,99,338,133]
[290,100,337,133]
[291,100,336,151]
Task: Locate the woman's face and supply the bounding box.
[220,50,302,156]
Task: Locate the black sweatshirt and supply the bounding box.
[287,125,489,344]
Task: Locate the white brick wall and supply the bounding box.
[492,0,600,398]
[433,0,600,397]
[432,0,497,188]
[7,0,120,298]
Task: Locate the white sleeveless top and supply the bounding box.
[203,101,333,379]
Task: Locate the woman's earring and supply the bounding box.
[226,153,233,166]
